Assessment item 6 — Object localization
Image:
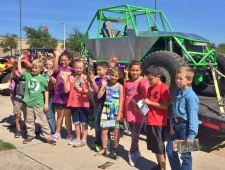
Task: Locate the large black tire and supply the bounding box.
[142,51,187,98]
[194,53,225,97]
[1,73,11,96]
[88,94,95,121]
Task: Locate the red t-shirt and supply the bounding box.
[146,83,170,126]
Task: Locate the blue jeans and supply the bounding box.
[166,122,192,170]
[46,90,56,135]
[94,103,111,150]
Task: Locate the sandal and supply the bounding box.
[111,148,118,160]
[94,148,108,156]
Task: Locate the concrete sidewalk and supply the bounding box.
[0,95,225,170]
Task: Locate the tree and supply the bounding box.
[0,33,18,56]
[23,26,58,48]
[217,43,225,54]
[64,27,83,52]
[208,42,217,50]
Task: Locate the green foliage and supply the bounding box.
[217,43,225,54]
[0,139,15,151]
[64,27,83,52]
[23,26,58,48]
[0,33,18,56]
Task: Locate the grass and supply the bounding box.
[0,139,15,151]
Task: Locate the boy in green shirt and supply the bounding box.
[18,56,56,145]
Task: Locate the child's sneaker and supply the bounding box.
[48,139,56,146]
[73,139,81,147]
[68,139,77,145]
[135,150,141,160]
[15,131,21,138]
[128,152,136,167]
[76,140,87,147]
[66,134,74,142]
[53,132,61,141]
[23,137,35,144]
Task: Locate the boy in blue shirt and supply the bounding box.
[166,67,199,170]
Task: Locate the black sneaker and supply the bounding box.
[24,131,28,138]
[15,131,21,138]
[48,139,56,146]
[23,137,35,144]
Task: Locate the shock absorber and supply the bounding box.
[169,38,173,52]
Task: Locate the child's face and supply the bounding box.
[45,60,53,70]
[108,62,116,69]
[176,72,192,90]
[96,66,108,77]
[31,65,43,75]
[59,55,71,68]
[146,74,161,86]
[129,65,141,79]
[110,70,120,84]
[73,62,84,75]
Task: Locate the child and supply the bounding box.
[42,56,56,135]
[143,65,171,170]
[12,60,28,138]
[52,50,74,141]
[62,59,89,147]
[166,67,199,170]
[17,56,56,145]
[88,62,111,151]
[123,60,149,167]
[96,66,124,159]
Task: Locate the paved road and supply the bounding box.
[0,95,225,170]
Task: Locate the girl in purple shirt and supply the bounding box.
[52,50,74,141]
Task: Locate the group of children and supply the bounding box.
[8,50,199,170]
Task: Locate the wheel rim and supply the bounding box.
[159,67,171,87]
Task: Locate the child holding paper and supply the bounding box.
[95,66,124,159]
[143,65,171,170]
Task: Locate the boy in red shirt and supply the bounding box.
[143,65,171,170]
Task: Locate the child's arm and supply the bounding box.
[17,56,24,76]
[187,96,199,143]
[43,91,49,112]
[47,69,56,84]
[116,84,124,121]
[62,75,70,93]
[21,59,32,68]
[144,99,170,109]
[124,68,129,81]
[53,49,60,73]
[97,79,107,99]
[89,71,99,93]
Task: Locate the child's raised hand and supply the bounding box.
[88,71,95,82]
[54,49,61,57]
[18,55,24,60]
[47,69,54,77]
[124,68,129,75]
[102,79,107,87]
[60,74,67,82]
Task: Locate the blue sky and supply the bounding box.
[0,0,224,45]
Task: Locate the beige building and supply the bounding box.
[0,37,63,56]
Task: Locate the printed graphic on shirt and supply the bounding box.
[127,86,136,95]
[28,78,40,93]
[151,91,159,99]
[60,71,72,76]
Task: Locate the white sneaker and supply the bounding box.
[128,152,136,167]
[68,139,76,145]
[135,150,141,160]
[73,139,81,147]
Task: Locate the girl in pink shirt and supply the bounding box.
[123,60,149,167]
[62,59,89,147]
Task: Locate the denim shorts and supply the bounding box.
[71,107,89,125]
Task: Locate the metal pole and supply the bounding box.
[64,23,65,50]
[154,0,156,21]
[19,0,22,50]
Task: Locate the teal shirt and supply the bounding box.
[22,71,48,108]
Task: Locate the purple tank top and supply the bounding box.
[53,65,74,104]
